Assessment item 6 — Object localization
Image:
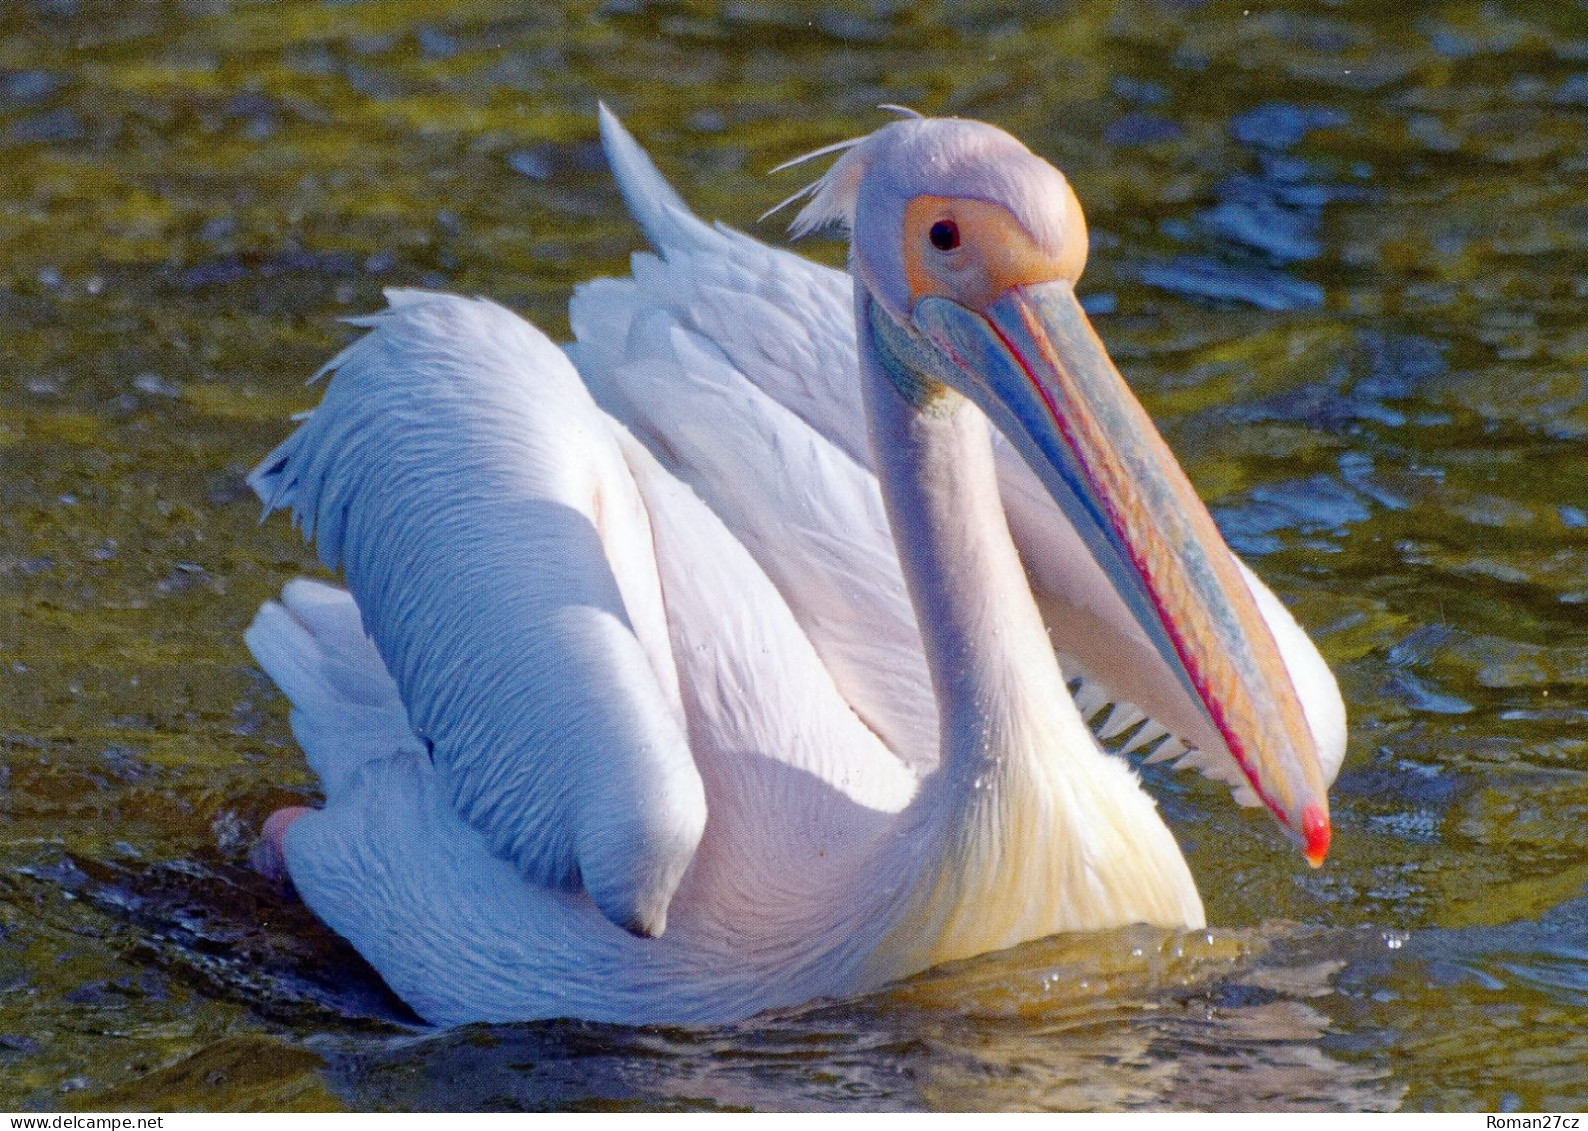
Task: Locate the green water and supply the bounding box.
[2,0,1587,1111]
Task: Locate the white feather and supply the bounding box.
[245,579,421,801]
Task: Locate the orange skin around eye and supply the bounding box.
[901,193,1089,312]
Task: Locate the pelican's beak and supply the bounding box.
[895,279,1331,864]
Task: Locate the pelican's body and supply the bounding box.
[247,109,1345,1025]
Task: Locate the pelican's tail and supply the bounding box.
[246,578,426,803]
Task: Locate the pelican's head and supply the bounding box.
[786,116,1332,865]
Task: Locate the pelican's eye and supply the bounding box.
[903,193,1086,311]
[928,219,960,251]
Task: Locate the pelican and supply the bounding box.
[244,107,1345,1026]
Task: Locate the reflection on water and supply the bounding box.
[4,0,1588,1112]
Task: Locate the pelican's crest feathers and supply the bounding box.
[764,106,924,234]
[761,135,867,233]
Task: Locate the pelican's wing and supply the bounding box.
[566,107,937,773]
[584,109,1347,796]
[248,291,705,936]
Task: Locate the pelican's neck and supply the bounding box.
[858,293,1076,796]
[856,290,1204,977]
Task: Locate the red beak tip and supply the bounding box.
[1301,804,1331,867]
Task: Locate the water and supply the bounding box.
[3,0,1588,1111]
